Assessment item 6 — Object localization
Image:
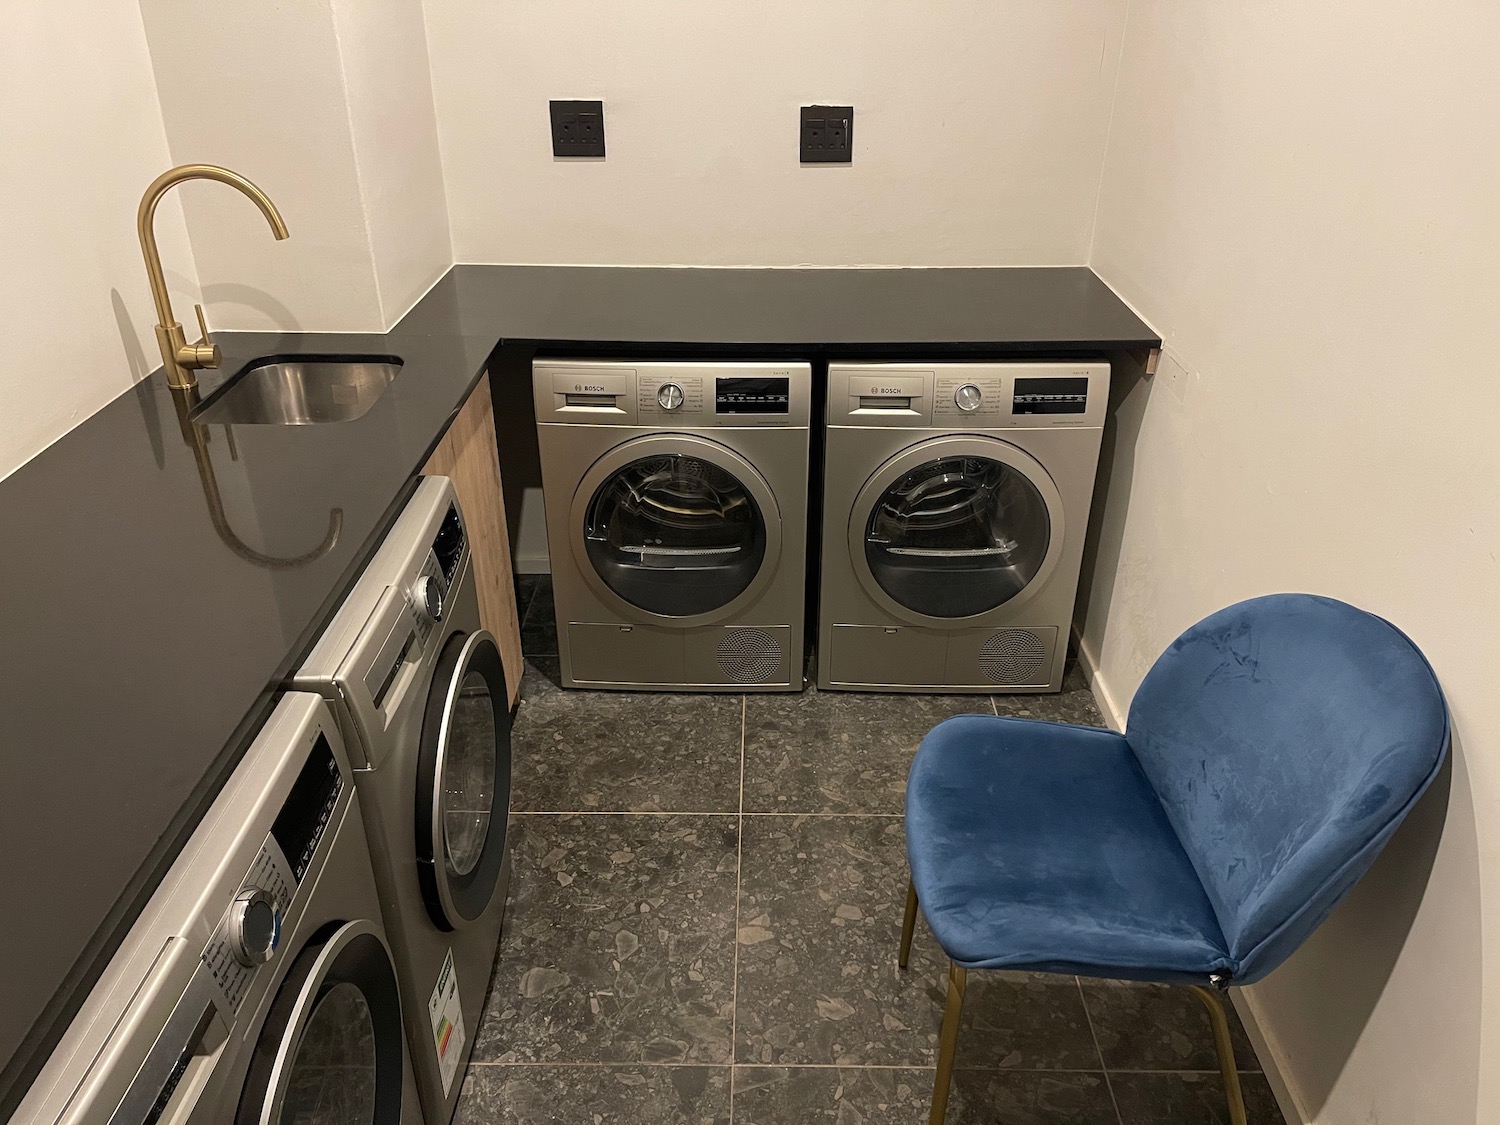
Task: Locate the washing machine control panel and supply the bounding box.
[536,362,812,427]
[639,375,704,416]
[829,363,1109,428]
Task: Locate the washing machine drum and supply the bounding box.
[854,439,1065,621]
[582,449,771,617]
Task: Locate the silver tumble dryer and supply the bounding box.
[818,361,1110,693]
[12,692,425,1125]
[292,476,510,1125]
[533,359,812,691]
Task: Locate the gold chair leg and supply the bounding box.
[1188,985,1248,1125]
[930,962,967,1125]
[899,879,919,969]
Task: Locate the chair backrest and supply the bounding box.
[1125,593,1448,983]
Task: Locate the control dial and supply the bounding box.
[413,574,444,622]
[656,382,685,411]
[228,888,281,967]
[954,383,983,412]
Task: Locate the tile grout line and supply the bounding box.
[1076,976,1126,1125]
[509,810,905,818]
[728,693,747,1124]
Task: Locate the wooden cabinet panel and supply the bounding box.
[422,373,524,706]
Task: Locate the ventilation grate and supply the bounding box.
[979,629,1048,686]
[717,628,783,683]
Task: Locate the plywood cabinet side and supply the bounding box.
[422,374,524,706]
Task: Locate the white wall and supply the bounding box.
[0,3,200,480]
[1083,2,1500,1121]
[140,0,451,332]
[422,0,1127,267]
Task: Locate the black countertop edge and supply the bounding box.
[0,263,1154,1116]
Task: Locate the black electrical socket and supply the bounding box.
[801,105,852,163]
[550,100,605,157]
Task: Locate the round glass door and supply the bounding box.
[237,922,404,1125]
[571,433,786,624]
[853,438,1064,622]
[416,630,512,930]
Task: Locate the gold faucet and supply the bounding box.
[137,164,289,390]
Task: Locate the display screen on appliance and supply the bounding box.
[1013,377,1089,415]
[271,733,344,883]
[716,377,790,414]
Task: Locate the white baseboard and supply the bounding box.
[1070,628,1310,1124]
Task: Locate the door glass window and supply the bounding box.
[444,668,496,879]
[278,982,377,1125]
[584,454,766,616]
[865,456,1050,618]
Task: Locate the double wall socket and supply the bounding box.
[550,100,605,157]
[801,105,853,163]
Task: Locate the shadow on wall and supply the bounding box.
[200,281,302,334]
[114,288,166,472]
[1248,740,1481,1121]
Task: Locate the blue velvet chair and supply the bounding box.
[901,594,1448,1125]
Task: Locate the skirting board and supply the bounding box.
[1070,627,1310,1125]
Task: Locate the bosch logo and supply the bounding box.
[874,387,905,395]
[573,383,607,392]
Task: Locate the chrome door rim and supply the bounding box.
[240,919,404,1125]
[569,433,784,628]
[848,434,1066,627]
[417,629,510,931]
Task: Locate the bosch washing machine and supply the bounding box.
[292,476,511,1125]
[533,359,812,691]
[818,361,1110,693]
[12,693,425,1125]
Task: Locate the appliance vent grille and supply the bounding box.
[979,629,1048,685]
[717,629,783,683]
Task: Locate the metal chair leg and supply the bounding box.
[899,879,919,969]
[929,961,967,1125]
[1187,985,1248,1125]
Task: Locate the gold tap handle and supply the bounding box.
[194,303,213,346]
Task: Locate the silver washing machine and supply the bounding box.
[12,692,425,1125]
[818,361,1110,693]
[533,359,812,691]
[292,476,510,1125]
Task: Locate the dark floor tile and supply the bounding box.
[514,573,545,619]
[475,815,738,1065]
[948,1070,1118,1125]
[742,689,993,814]
[733,1066,931,1124]
[1080,980,1260,1072]
[960,973,1102,1071]
[455,1064,730,1125]
[520,578,557,656]
[1111,1070,1285,1125]
[508,665,742,813]
[735,815,942,1066]
[993,658,1107,727]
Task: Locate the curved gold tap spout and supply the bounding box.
[138,164,289,390]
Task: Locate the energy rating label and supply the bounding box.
[427,948,466,1096]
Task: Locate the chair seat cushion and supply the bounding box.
[906,715,1232,982]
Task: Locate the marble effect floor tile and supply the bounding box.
[742,689,993,814]
[1110,1069,1283,1125]
[474,815,738,1065]
[1079,979,1261,1072]
[508,664,742,813]
[732,1066,932,1124]
[520,578,558,656]
[455,1064,730,1125]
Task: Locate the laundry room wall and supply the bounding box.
[1080,2,1499,1122]
[420,0,1128,266]
[0,2,201,481]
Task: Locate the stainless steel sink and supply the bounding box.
[194,355,404,426]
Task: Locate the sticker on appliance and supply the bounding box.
[427,948,466,1095]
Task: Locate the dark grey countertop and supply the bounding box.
[0,265,1156,1111]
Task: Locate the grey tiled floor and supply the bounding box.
[456,578,1286,1124]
